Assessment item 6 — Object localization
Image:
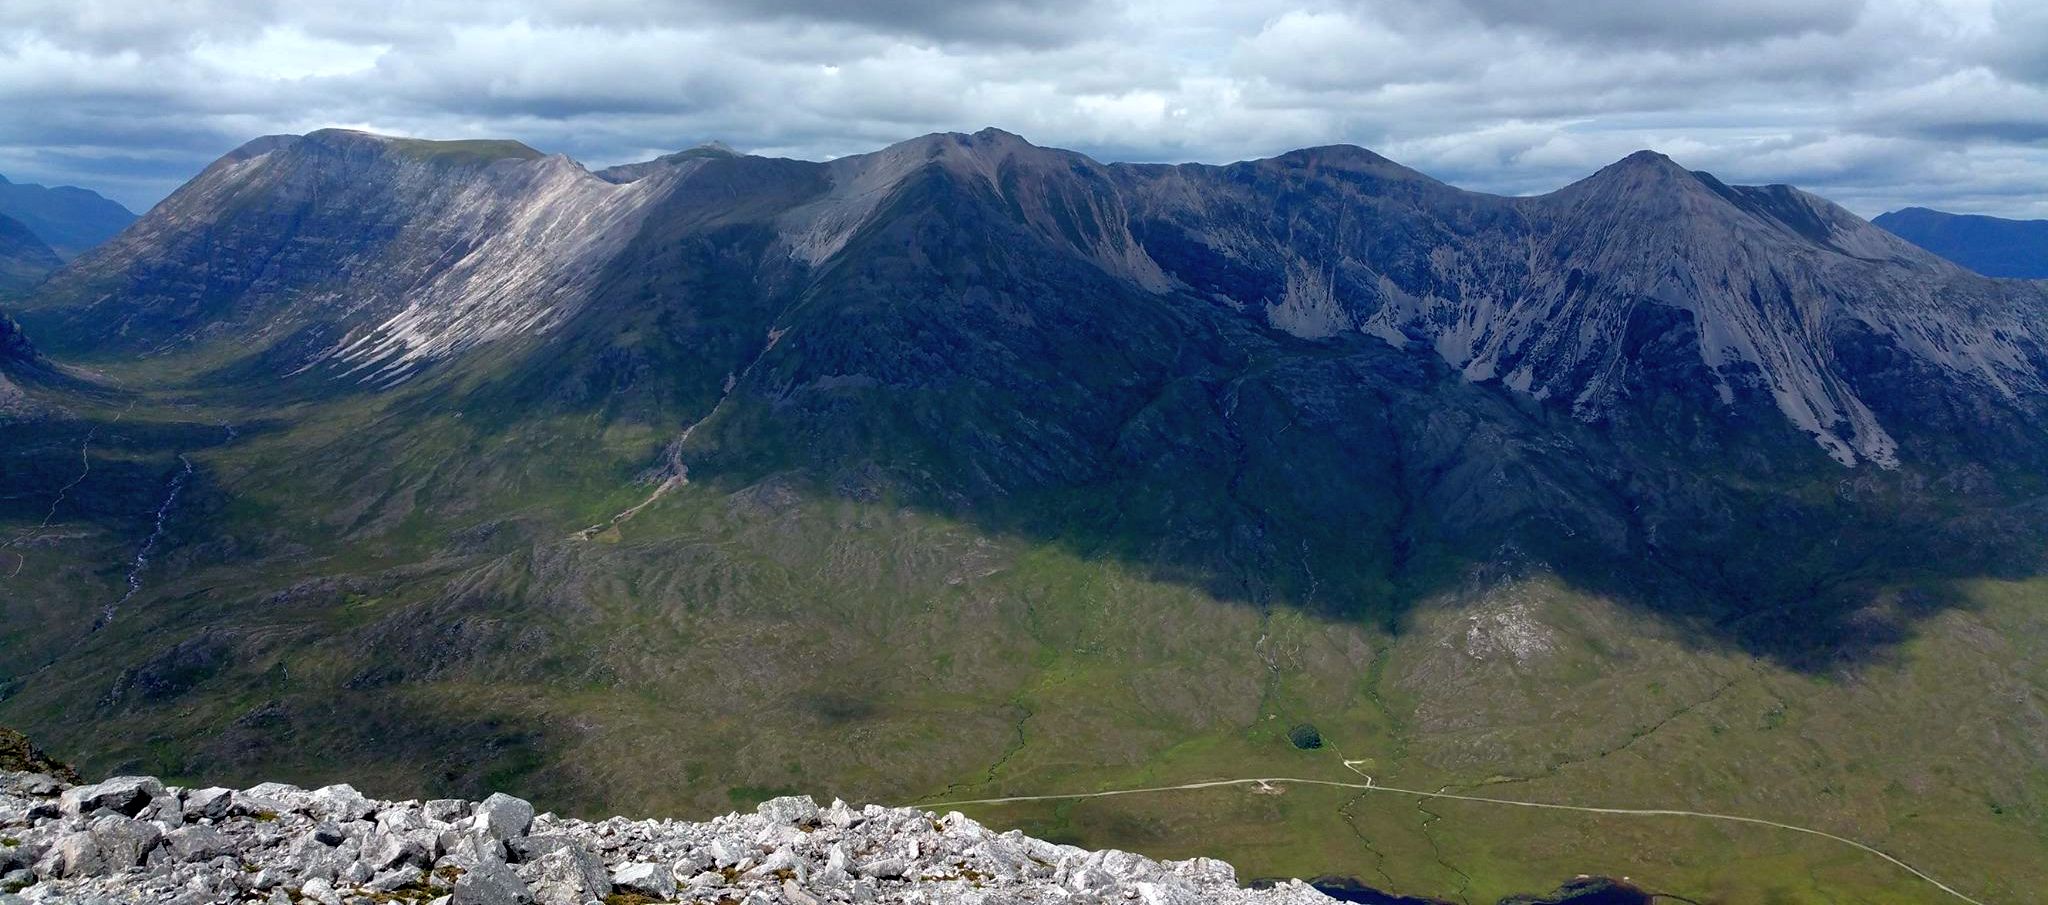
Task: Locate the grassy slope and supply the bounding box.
[0,356,2041,905]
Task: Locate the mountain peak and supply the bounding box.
[1580,148,1698,185]
[1616,148,1681,168]
[297,129,547,165]
[1546,150,1717,210]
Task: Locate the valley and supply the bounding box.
[0,128,2043,904]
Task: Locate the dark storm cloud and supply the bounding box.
[0,0,2042,220]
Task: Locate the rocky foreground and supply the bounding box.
[0,770,1335,904]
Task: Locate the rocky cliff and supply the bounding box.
[0,769,1330,905]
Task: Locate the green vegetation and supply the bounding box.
[1,223,2042,905]
[1287,724,1323,750]
[382,136,547,165]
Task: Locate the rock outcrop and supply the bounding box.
[0,768,1333,904]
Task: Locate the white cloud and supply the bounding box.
[0,0,2040,221]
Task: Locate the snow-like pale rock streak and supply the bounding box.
[331,154,698,384]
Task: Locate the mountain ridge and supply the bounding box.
[1874,206,2048,279]
[0,172,136,260]
[3,127,2046,903]
[21,127,2045,469]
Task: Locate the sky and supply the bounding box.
[1,0,2044,219]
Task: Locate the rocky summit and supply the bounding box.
[0,769,1331,905]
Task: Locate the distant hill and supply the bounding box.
[0,211,61,294]
[0,173,136,260]
[1874,206,2048,279]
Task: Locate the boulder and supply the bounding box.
[240,782,312,815]
[299,876,342,905]
[858,856,908,879]
[452,856,535,905]
[438,827,507,870]
[755,795,820,828]
[506,833,575,864]
[59,776,166,817]
[38,815,164,877]
[164,825,235,863]
[182,787,233,821]
[309,784,376,822]
[521,845,610,905]
[313,821,347,846]
[423,799,470,824]
[612,861,676,899]
[361,830,431,871]
[0,773,60,799]
[475,793,534,841]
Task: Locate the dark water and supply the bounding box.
[1251,875,1655,905]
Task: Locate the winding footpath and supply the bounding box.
[918,764,1989,905]
[2,409,126,579]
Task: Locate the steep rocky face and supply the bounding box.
[0,174,135,262]
[19,130,688,384]
[27,128,2045,470]
[1119,149,2048,467]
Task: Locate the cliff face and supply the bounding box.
[1119,149,2048,468]
[0,770,1335,905]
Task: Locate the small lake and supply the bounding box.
[1251,875,1656,905]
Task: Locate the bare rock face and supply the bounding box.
[20,127,2046,471]
[1118,146,2048,468]
[0,769,1337,904]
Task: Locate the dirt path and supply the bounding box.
[917,765,1988,905]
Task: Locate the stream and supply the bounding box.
[95,454,193,630]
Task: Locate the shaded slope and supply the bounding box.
[1874,206,2048,279]
[0,212,61,296]
[11,128,2048,664]
[0,173,136,260]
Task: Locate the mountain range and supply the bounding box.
[0,211,62,295]
[1,127,2043,904]
[1875,206,2048,279]
[0,173,136,261]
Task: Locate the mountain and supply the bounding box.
[0,172,137,260]
[1874,206,2048,278]
[0,211,61,295]
[3,128,2045,904]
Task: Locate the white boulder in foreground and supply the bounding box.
[0,770,1336,904]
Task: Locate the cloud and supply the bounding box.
[1448,0,1867,46]
[0,0,2041,221]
